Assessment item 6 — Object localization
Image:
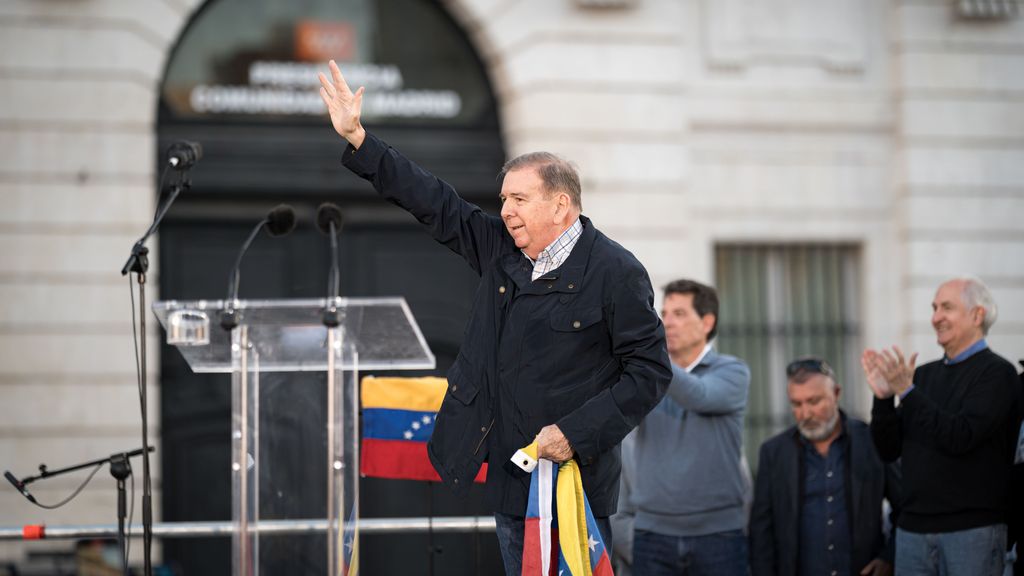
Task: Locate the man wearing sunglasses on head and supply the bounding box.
[750,357,901,576]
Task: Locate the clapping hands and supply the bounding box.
[861,346,918,399]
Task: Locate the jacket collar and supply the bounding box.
[502,215,596,293]
[695,345,717,369]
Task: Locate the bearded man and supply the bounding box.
[750,357,901,576]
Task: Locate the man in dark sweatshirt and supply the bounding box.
[862,276,1022,576]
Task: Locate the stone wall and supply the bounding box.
[0,0,202,563]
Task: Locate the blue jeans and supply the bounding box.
[495,513,613,576]
[632,528,748,576]
[896,525,1007,576]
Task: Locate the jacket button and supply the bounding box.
[547,284,553,289]
[573,320,581,329]
[480,426,487,432]
[567,283,574,289]
[454,478,459,484]
[499,286,506,294]
[451,384,458,392]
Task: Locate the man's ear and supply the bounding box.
[552,192,570,223]
[972,306,986,328]
[702,313,716,339]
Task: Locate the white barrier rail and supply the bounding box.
[0,516,496,541]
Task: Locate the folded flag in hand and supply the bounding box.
[518,441,613,576]
[361,376,487,483]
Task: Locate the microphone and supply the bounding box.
[220,204,297,331]
[316,203,344,327]
[316,203,344,238]
[266,204,298,238]
[4,471,37,504]
[167,141,203,170]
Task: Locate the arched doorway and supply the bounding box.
[156,1,505,574]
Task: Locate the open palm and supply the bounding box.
[861,349,893,399]
[318,59,365,146]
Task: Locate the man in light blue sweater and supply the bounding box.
[631,279,752,575]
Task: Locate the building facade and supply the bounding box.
[1,0,1022,571]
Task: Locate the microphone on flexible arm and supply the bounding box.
[4,471,37,504]
[316,203,345,327]
[166,141,203,170]
[219,204,297,331]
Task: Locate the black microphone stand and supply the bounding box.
[12,447,154,576]
[219,217,270,332]
[323,219,342,328]
[121,169,190,576]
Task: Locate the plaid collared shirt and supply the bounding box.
[526,218,582,281]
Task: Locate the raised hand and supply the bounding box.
[861,349,894,399]
[317,59,366,148]
[862,347,919,398]
[877,346,918,396]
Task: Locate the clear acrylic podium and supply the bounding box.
[154,297,435,576]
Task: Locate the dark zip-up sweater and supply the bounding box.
[871,348,1021,533]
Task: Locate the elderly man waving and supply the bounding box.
[319,60,671,575]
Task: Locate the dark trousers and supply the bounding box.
[632,528,749,576]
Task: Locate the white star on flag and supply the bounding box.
[422,415,432,424]
[588,534,599,552]
[412,421,421,430]
[403,430,413,439]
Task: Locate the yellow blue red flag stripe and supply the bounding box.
[522,454,613,575]
[360,376,487,483]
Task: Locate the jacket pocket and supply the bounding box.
[446,354,480,405]
[431,354,491,495]
[549,305,603,332]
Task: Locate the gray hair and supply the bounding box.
[957,276,998,334]
[500,152,582,210]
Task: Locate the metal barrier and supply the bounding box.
[0,516,496,541]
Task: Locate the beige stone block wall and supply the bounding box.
[0,0,201,564]
[895,0,1024,363]
[686,0,901,418]
[448,0,690,291]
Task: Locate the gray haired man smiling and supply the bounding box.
[863,277,1021,576]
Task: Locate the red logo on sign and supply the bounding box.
[295,21,356,62]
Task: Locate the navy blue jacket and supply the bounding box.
[343,133,671,516]
[750,414,901,576]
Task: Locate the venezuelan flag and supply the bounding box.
[360,376,487,483]
[521,442,613,576]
